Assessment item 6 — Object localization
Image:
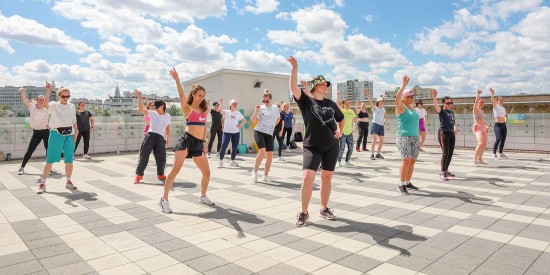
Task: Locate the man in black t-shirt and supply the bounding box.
[288,56,345,227]
[75,102,94,159]
[207,101,223,158]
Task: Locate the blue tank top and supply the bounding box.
[397,108,420,137]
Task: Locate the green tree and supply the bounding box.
[166,104,183,116]
[93,106,111,117]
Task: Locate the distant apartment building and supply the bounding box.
[385,85,433,99]
[336,80,373,101]
[0,83,58,116]
[104,84,180,114]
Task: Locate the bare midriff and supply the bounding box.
[495,116,506,123]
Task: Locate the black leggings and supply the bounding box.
[493,123,507,154]
[136,132,166,176]
[438,130,455,172]
[282,127,293,146]
[21,129,49,168]
[276,133,284,157]
[75,131,91,154]
[208,127,223,153]
[357,122,369,149]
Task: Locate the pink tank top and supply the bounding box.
[187,110,207,126]
[144,114,151,122]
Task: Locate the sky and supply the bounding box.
[1,0,549,100]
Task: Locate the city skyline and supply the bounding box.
[1,0,550,100]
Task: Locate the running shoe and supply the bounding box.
[261,175,271,182]
[251,171,258,183]
[296,212,309,226]
[478,160,488,165]
[362,148,369,151]
[83,154,91,159]
[215,152,219,157]
[499,153,508,159]
[37,183,46,194]
[134,175,143,184]
[158,175,167,181]
[338,161,343,167]
[17,167,24,175]
[419,148,425,152]
[320,208,336,220]
[471,160,480,166]
[492,154,499,160]
[356,148,361,152]
[376,153,384,159]
[207,152,211,158]
[217,161,223,168]
[199,195,215,205]
[370,154,376,160]
[277,157,285,162]
[158,198,172,213]
[344,161,353,167]
[439,172,449,181]
[405,182,418,190]
[66,181,77,190]
[398,185,409,195]
[444,171,456,177]
[229,160,239,167]
[286,148,291,153]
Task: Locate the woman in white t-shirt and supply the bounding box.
[415,99,428,152]
[365,89,388,160]
[217,98,246,168]
[133,90,171,184]
[18,87,50,175]
[250,90,280,182]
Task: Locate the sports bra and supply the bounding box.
[473,111,486,120]
[357,110,369,118]
[187,110,207,126]
[144,114,150,122]
[493,105,506,117]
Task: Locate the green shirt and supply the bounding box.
[397,107,420,137]
[342,108,356,135]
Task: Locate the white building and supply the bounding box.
[183,69,290,150]
[336,80,373,101]
[0,83,58,116]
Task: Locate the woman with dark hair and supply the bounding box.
[337,96,357,167]
[414,99,427,152]
[18,87,49,175]
[207,99,223,158]
[490,88,508,160]
[159,68,214,214]
[281,103,295,152]
[143,98,155,137]
[431,90,457,181]
[134,91,171,184]
[365,89,387,160]
[250,89,280,182]
[355,99,369,152]
[288,56,344,226]
[74,102,94,159]
[274,102,286,161]
[472,90,489,165]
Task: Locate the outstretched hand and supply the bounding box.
[300,80,307,88]
[45,81,51,91]
[431,89,438,98]
[477,90,482,95]
[169,67,180,81]
[134,89,142,96]
[19,87,25,93]
[403,75,410,86]
[364,88,370,97]
[489,88,495,95]
[287,56,298,68]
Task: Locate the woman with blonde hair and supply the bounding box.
[18,87,49,175]
[490,88,508,160]
[472,90,489,165]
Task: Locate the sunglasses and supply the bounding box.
[262,100,270,103]
[60,95,70,99]
[444,102,453,105]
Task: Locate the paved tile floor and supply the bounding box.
[0,147,549,274]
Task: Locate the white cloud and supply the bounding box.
[481,0,542,20]
[99,37,131,56]
[162,25,237,62]
[232,50,289,73]
[0,13,94,54]
[292,4,348,42]
[334,0,344,7]
[266,30,304,47]
[364,15,374,22]
[244,0,280,14]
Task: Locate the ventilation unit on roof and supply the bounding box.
[253,81,263,88]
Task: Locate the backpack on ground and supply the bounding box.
[293,132,303,142]
[290,141,298,149]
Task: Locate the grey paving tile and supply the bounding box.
[420,215,462,230]
[527,252,550,274]
[0,251,36,268]
[462,237,505,251]
[408,244,448,260]
[422,262,470,275]
[151,238,191,253]
[88,225,124,236]
[471,260,527,275]
[117,220,150,230]
[11,223,50,235]
[24,236,65,249]
[246,221,295,238]
[141,215,173,225]
[80,219,114,230]
[348,232,388,245]
[204,263,252,275]
[395,211,437,225]
[139,232,176,245]
[185,254,229,272]
[309,246,352,262]
[70,214,105,224]
[438,251,485,272]
[46,261,95,275]
[488,245,542,269]
[31,244,74,259]
[167,246,209,262]
[487,219,529,236]
[285,238,325,254]
[456,219,493,230]
[264,233,302,246]
[453,242,498,260]
[421,231,470,251]
[518,224,550,242]
[131,211,159,219]
[388,254,433,272]
[257,263,307,275]
[0,260,44,275]
[128,225,164,238]
[336,254,382,272]
[10,219,43,228]
[19,230,57,242]
[38,252,83,269]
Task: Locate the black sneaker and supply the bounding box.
[370,154,376,160]
[445,171,455,177]
[405,182,419,190]
[319,208,336,220]
[362,148,369,151]
[376,153,384,159]
[296,212,309,226]
[398,185,409,195]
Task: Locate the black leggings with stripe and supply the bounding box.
[438,130,455,172]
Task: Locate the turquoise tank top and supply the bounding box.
[397,107,420,137]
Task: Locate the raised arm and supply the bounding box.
[250,104,260,124]
[134,90,147,115]
[300,80,312,97]
[431,89,441,113]
[336,90,342,108]
[364,88,375,109]
[474,90,482,112]
[489,88,496,108]
[19,87,31,110]
[44,81,51,110]
[395,75,410,114]
[169,67,191,115]
[354,100,360,114]
[287,56,302,101]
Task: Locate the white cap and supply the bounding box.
[376,97,384,102]
[228,99,237,106]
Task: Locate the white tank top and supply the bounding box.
[493,105,506,117]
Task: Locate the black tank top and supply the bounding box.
[357,110,369,118]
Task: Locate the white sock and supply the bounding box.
[400,181,406,186]
[66,177,71,181]
[406,181,410,184]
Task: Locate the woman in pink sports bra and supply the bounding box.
[158,67,215,214]
[143,100,155,137]
[472,90,489,165]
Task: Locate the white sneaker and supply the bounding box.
[207,152,211,158]
[83,154,91,159]
[492,154,498,160]
[215,152,219,157]
[499,153,508,159]
[338,162,343,167]
[344,161,353,167]
[217,161,223,168]
[285,148,291,153]
[251,171,258,183]
[262,175,271,182]
[158,198,172,213]
[277,157,285,162]
[229,160,239,167]
[37,183,46,194]
[199,195,215,205]
[17,167,24,175]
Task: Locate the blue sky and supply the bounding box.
[1,0,549,99]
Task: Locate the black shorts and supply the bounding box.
[173,132,205,158]
[254,130,274,152]
[303,146,339,172]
